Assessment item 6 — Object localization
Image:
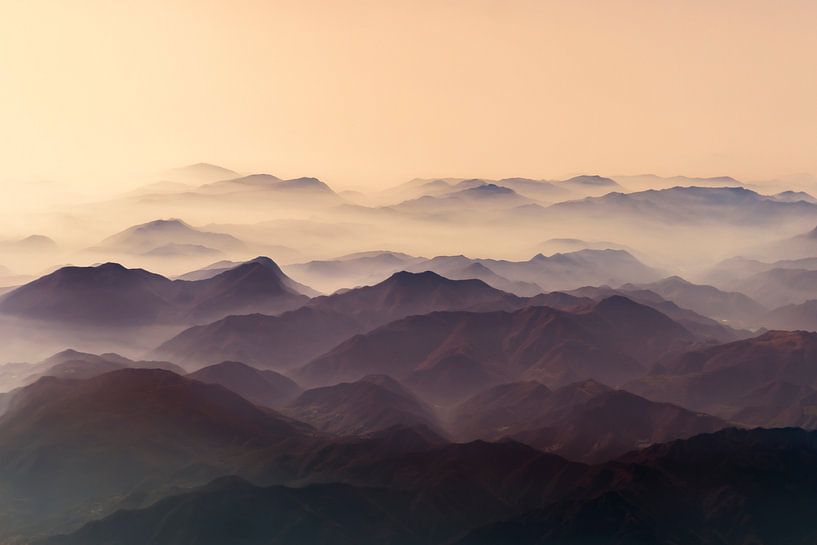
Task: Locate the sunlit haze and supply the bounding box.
[2,0,816,192]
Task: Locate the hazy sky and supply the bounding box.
[2,0,816,190]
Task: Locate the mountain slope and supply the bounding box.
[549,186,817,226]
[459,428,817,545]
[0,368,311,538]
[0,263,177,325]
[188,361,301,407]
[627,330,817,416]
[296,297,696,400]
[510,389,727,462]
[0,258,313,326]
[152,272,518,368]
[95,218,245,254]
[621,276,766,326]
[41,478,423,545]
[285,375,442,436]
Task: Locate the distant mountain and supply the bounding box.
[533,237,634,255]
[627,330,817,418]
[549,186,817,226]
[733,267,817,306]
[152,271,518,368]
[285,248,655,297]
[773,190,817,204]
[296,296,696,400]
[173,259,245,281]
[284,251,426,293]
[703,256,817,296]
[378,177,576,205]
[749,223,817,260]
[0,258,312,326]
[94,218,245,254]
[391,183,533,214]
[140,243,223,257]
[485,249,661,292]
[0,368,311,538]
[159,163,239,184]
[0,234,59,253]
[406,256,543,296]
[495,177,577,201]
[566,284,751,343]
[201,174,336,196]
[188,361,301,407]
[0,349,184,394]
[621,276,767,326]
[612,173,743,190]
[764,299,817,331]
[560,175,622,195]
[393,250,660,294]
[285,375,441,436]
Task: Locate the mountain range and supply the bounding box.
[297,296,697,400]
[151,271,520,368]
[0,257,311,326]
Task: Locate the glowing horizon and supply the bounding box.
[2,0,816,190]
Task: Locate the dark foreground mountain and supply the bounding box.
[458,428,817,545]
[41,478,424,545]
[44,440,587,545]
[41,428,817,545]
[152,271,519,368]
[0,368,312,539]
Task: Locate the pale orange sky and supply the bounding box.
[1,0,816,190]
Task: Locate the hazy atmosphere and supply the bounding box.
[2,2,817,545]
[2,0,817,191]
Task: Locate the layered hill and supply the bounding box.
[459,428,817,545]
[296,296,697,401]
[0,368,312,538]
[188,361,301,407]
[0,258,312,326]
[627,330,817,425]
[285,375,441,436]
[621,276,766,326]
[450,380,726,462]
[152,271,520,368]
[42,428,817,545]
[93,218,245,255]
[549,186,817,226]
